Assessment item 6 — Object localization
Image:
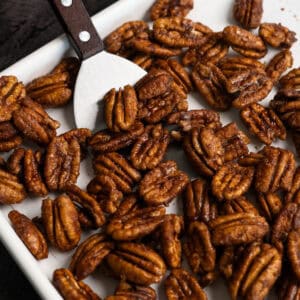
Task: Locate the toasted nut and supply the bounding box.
[132,54,153,70]
[110,194,140,221]
[53,268,100,300]
[89,122,144,153]
[212,162,254,201]
[44,136,80,191]
[51,57,80,83]
[220,196,259,216]
[93,152,141,194]
[240,103,286,144]
[238,152,264,167]
[106,242,166,285]
[286,167,300,203]
[0,121,22,152]
[209,213,269,246]
[223,25,267,58]
[255,146,296,193]
[69,233,114,280]
[287,229,300,281]
[259,23,297,48]
[0,76,25,122]
[257,193,282,221]
[183,178,218,223]
[130,124,170,170]
[278,269,300,300]
[233,0,263,29]
[139,160,189,206]
[60,128,92,146]
[42,195,81,251]
[228,243,282,300]
[164,268,207,300]
[106,206,166,241]
[6,148,26,175]
[8,210,48,260]
[150,0,193,20]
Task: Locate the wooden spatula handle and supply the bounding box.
[51,0,104,60]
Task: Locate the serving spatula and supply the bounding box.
[51,0,147,129]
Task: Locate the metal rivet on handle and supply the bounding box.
[61,0,72,7]
[79,31,91,42]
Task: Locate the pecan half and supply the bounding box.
[8,210,48,260]
[69,233,114,280]
[240,103,286,144]
[42,195,81,251]
[286,167,300,203]
[130,124,170,170]
[132,54,153,70]
[220,196,259,216]
[0,121,22,152]
[233,0,263,29]
[53,268,100,300]
[259,23,297,48]
[287,229,300,281]
[51,57,80,83]
[110,194,140,221]
[223,25,267,58]
[106,242,166,285]
[257,192,282,221]
[139,160,189,206]
[164,268,207,300]
[209,213,269,246]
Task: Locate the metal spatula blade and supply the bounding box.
[51,0,146,130]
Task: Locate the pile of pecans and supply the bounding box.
[2,0,300,299]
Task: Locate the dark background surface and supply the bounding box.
[0,0,117,299]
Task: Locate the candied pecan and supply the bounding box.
[240,103,286,144]
[0,169,27,204]
[286,167,300,203]
[183,221,216,277]
[220,196,259,216]
[132,54,153,70]
[51,57,80,83]
[209,213,269,246]
[228,243,282,300]
[255,146,296,193]
[0,121,22,152]
[66,184,106,229]
[266,50,293,83]
[93,152,141,194]
[182,32,229,66]
[106,205,166,241]
[280,67,300,89]
[192,62,232,111]
[42,195,81,251]
[238,152,264,167]
[106,242,166,285]
[183,127,224,177]
[8,210,48,260]
[278,269,300,300]
[139,160,189,206]
[287,229,300,281]
[53,268,100,300]
[182,178,218,223]
[223,25,267,58]
[150,0,193,20]
[212,162,254,201]
[160,214,184,268]
[153,17,212,48]
[130,124,170,170]
[88,122,144,153]
[69,233,114,280]
[233,0,263,29]
[104,85,138,132]
[110,194,140,221]
[164,268,207,300]
[257,193,282,221]
[259,23,297,48]
[0,76,25,122]
[44,136,80,191]
[6,147,26,175]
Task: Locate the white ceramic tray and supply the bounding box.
[1,0,300,299]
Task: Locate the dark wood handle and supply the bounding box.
[50,0,104,60]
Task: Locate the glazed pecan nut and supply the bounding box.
[0,121,22,152]
[93,152,141,194]
[278,271,300,300]
[53,268,100,300]
[183,178,218,223]
[212,162,254,201]
[44,136,81,191]
[132,54,153,70]
[69,233,114,280]
[286,167,300,203]
[51,57,80,82]
[0,76,25,122]
[257,193,282,221]
[233,0,263,29]
[106,242,166,285]
[130,124,170,170]
[259,23,297,48]
[209,213,269,246]
[287,229,300,281]
[106,206,166,241]
[42,195,81,251]
[220,196,259,216]
[223,25,267,58]
[228,243,282,300]
[255,146,296,193]
[139,160,189,206]
[240,103,286,145]
[164,268,207,300]
[8,210,48,260]
[150,0,194,20]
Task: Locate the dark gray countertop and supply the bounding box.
[0,1,117,299]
